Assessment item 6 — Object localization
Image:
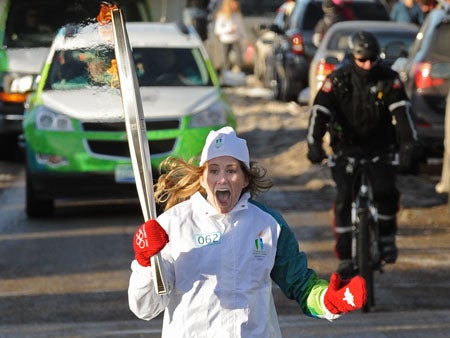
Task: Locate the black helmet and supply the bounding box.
[348,31,380,60]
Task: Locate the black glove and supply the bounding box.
[398,142,423,175]
[307,144,326,164]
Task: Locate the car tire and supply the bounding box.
[26,170,54,218]
[273,69,291,102]
[262,56,273,88]
[272,69,281,100]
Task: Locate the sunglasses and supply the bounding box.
[355,57,377,63]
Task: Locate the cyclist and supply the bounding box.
[306,31,421,278]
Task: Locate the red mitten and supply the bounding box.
[133,219,169,267]
[324,273,367,314]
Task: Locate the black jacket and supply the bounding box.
[307,60,418,156]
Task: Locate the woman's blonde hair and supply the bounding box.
[154,156,273,212]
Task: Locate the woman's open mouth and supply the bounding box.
[215,189,231,205]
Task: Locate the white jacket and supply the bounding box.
[128,192,333,337]
[214,12,247,44]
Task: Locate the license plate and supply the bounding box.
[114,164,135,183]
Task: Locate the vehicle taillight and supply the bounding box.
[413,62,445,89]
[314,58,337,90]
[316,59,336,80]
[290,34,304,55]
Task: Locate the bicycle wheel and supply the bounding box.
[357,208,375,312]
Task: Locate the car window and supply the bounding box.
[4,0,150,48]
[133,48,212,87]
[273,10,289,29]
[289,1,323,30]
[351,2,390,20]
[303,3,324,30]
[46,47,212,90]
[377,32,417,59]
[328,30,416,53]
[240,0,286,16]
[427,23,450,60]
[290,0,389,31]
[408,10,442,57]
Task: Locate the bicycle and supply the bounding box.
[328,152,399,312]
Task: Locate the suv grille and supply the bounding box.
[82,119,180,132]
[82,119,180,158]
[87,139,176,158]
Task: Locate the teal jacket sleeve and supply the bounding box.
[252,200,330,317]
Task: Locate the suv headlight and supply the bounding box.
[35,107,74,131]
[189,100,228,127]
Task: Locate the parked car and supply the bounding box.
[23,21,236,217]
[269,0,390,102]
[0,0,152,142]
[254,2,295,88]
[434,88,450,195]
[394,4,450,158]
[308,20,419,106]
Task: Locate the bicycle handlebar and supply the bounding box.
[327,152,399,168]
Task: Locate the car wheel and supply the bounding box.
[273,69,291,102]
[262,55,273,88]
[26,171,54,218]
[272,69,281,100]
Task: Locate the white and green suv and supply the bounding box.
[23,21,236,217]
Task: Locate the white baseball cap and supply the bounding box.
[200,126,250,167]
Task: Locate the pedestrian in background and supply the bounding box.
[128,126,367,337]
[213,0,248,73]
[416,0,437,16]
[183,0,209,40]
[390,0,425,25]
[313,0,354,47]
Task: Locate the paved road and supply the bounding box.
[1,82,450,337]
[1,160,450,337]
[1,310,450,337]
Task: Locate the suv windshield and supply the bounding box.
[45,47,212,90]
[4,0,149,48]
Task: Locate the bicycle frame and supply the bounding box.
[350,157,380,270]
[328,153,399,312]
